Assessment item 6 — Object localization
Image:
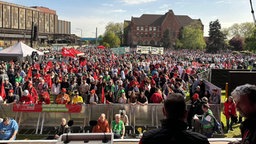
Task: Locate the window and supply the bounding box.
[145,27,148,32]
[149,27,152,31]
[141,26,144,31]
[137,26,140,31]
[153,27,156,31]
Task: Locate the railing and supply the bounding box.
[0,103,221,135]
[0,138,242,144]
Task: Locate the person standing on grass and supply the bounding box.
[230,84,256,144]
[223,96,237,133]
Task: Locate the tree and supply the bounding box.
[206,19,226,53]
[179,22,206,50]
[161,29,171,48]
[245,28,256,52]
[229,36,244,51]
[222,22,255,39]
[105,22,123,45]
[102,31,120,48]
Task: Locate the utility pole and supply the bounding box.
[95,27,98,46]
[250,0,256,26]
[76,28,83,46]
[30,22,34,48]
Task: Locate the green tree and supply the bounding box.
[102,31,120,48]
[207,19,226,53]
[222,22,255,38]
[105,22,123,45]
[161,29,171,48]
[245,28,256,52]
[179,22,206,50]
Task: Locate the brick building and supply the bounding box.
[124,10,203,47]
[0,1,75,48]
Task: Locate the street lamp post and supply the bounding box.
[76,28,83,46]
[76,28,83,38]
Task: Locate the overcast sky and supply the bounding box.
[4,0,254,37]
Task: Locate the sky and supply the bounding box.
[4,0,255,37]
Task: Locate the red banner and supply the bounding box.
[13,104,42,112]
[12,104,82,113]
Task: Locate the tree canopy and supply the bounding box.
[102,22,123,48]
[206,19,226,53]
[178,21,206,50]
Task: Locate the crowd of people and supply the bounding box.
[0,47,256,141]
[1,48,254,106]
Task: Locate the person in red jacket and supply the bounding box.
[28,83,39,104]
[150,88,163,103]
[38,90,50,104]
[223,96,237,132]
[19,90,33,104]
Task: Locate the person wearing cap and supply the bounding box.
[193,103,215,138]
[19,90,33,104]
[4,89,19,104]
[88,89,98,104]
[71,91,84,104]
[28,82,39,104]
[38,90,51,104]
[55,88,70,104]
[0,117,18,140]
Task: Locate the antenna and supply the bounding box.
[249,0,256,25]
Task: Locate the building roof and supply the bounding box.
[130,10,197,27]
[176,15,194,27]
[132,14,165,26]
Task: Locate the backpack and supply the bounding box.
[209,114,223,134]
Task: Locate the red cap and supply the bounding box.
[62,88,67,93]
[9,89,14,93]
[91,89,95,94]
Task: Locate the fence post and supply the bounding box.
[225,82,229,99]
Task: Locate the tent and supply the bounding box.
[0,42,44,61]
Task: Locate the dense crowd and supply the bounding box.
[0,47,255,106]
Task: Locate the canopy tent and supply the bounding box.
[0,42,44,61]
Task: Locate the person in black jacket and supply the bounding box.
[139,93,209,144]
[230,84,256,144]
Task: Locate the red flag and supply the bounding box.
[44,61,53,72]
[1,83,6,99]
[27,67,32,79]
[61,48,75,57]
[34,63,40,71]
[93,72,98,80]
[101,87,105,104]
[44,74,52,88]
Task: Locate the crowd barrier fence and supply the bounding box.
[0,103,221,135]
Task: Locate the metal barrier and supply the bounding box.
[0,138,242,144]
[0,103,221,135]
